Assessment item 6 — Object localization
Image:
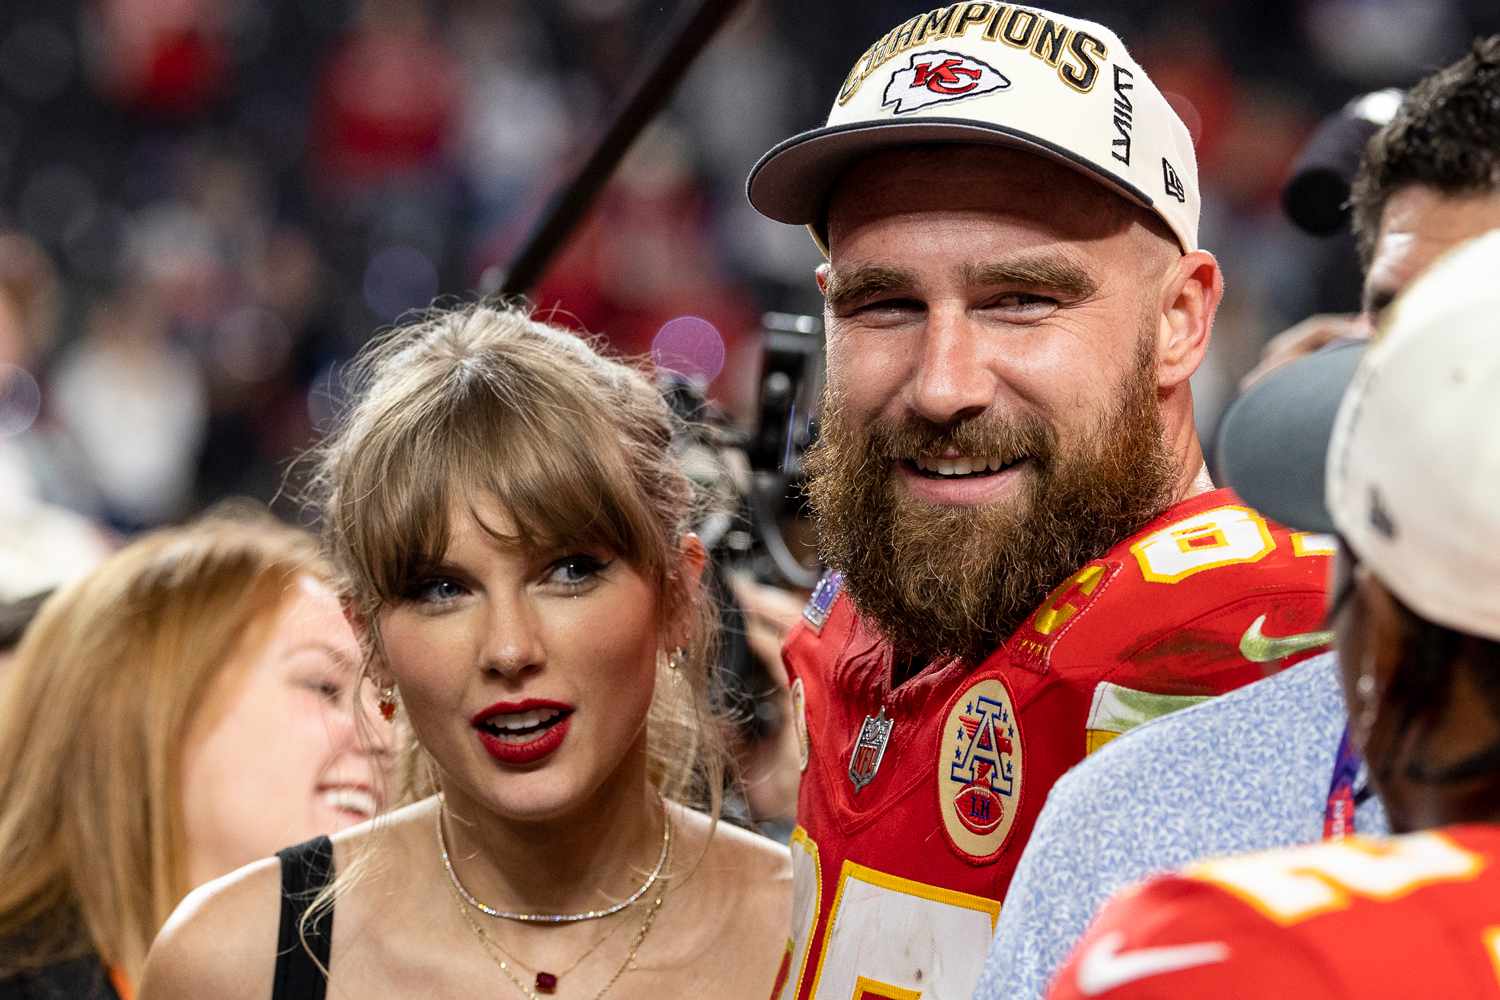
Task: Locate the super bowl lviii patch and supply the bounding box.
[802,570,843,632]
[940,677,1022,860]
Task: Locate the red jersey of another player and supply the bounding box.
[773,489,1331,1000]
[1049,825,1500,999]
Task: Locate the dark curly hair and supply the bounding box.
[1350,35,1500,269]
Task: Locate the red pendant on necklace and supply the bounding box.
[535,972,558,994]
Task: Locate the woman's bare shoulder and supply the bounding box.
[673,806,792,913]
[698,809,790,867]
[656,807,791,996]
[138,857,284,1000]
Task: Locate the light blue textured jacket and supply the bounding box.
[973,652,1389,1000]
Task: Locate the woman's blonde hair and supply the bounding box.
[0,509,330,985]
[306,302,729,811]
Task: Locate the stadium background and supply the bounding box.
[1,0,1497,533]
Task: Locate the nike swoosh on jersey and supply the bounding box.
[1075,931,1230,995]
[1238,614,1333,663]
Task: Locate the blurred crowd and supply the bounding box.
[0,0,1497,544]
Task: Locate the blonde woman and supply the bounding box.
[0,511,388,1000]
[142,305,792,1000]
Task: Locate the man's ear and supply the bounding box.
[815,262,831,297]
[1155,249,1222,389]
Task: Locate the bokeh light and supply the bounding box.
[1163,92,1203,148]
[0,364,43,438]
[651,316,726,384]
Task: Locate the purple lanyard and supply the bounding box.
[1323,724,1361,840]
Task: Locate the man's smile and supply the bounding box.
[897,456,1032,506]
[909,451,1029,479]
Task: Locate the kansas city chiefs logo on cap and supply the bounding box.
[882,49,1010,115]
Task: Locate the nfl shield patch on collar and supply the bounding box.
[848,707,893,793]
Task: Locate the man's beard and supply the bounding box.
[805,333,1175,666]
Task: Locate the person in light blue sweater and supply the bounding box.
[975,650,1388,1000]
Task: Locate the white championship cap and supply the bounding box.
[747,2,1200,255]
[1326,229,1500,641]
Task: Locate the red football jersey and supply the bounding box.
[776,489,1331,1000]
[1048,825,1500,999]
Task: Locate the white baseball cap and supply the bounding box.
[1326,229,1500,641]
[747,3,1200,254]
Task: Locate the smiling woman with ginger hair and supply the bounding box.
[0,509,388,1000]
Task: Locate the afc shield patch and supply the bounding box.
[939,677,1023,860]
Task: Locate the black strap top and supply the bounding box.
[0,954,120,1000]
[273,837,335,1000]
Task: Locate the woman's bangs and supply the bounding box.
[350,430,460,603]
[449,400,653,569]
[353,389,659,603]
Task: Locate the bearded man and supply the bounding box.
[745,5,1332,998]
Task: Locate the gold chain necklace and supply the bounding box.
[474,906,631,988]
[437,794,671,924]
[449,862,667,999]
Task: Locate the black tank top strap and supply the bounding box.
[272,836,335,1000]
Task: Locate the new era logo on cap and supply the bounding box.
[883,50,1011,115]
[1162,158,1186,202]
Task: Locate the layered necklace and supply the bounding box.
[437,794,672,923]
[437,796,672,997]
[449,881,666,999]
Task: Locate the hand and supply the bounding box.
[728,574,810,825]
[1239,313,1369,392]
[728,574,809,688]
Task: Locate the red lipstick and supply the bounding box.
[471,699,573,766]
